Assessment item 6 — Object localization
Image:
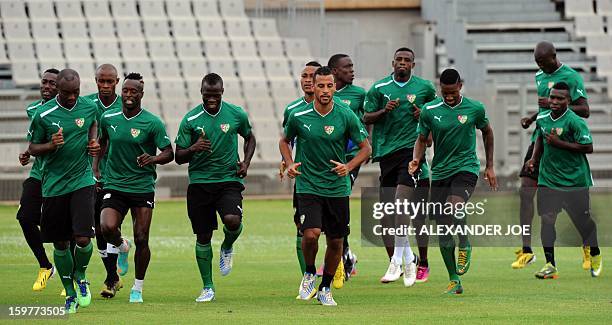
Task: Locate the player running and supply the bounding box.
[175,73,256,303]
[280,61,321,276]
[515,41,591,269]
[525,82,602,279]
[27,69,101,313]
[17,68,59,292]
[281,66,371,306]
[364,47,436,285]
[409,68,497,294]
[85,64,124,298]
[97,73,174,303]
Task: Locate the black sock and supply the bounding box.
[590,246,600,256]
[319,273,333,290]
[544,247,555,266]
[305,265,316,275]
[343,236,349,253]
[418,258,428,267]
[19,220,52,269]
[103,253,119,282]
[523,246,533,254]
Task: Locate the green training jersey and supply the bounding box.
[335,83,367,158]
[175,101,252,185]
[100,108,171,193]
[534,109,593,189]
[419,96,489,181]
[85,93,122,183]
[365,74,436,161]
[532,64,587,141]
[25,99,46,180]
[28,96,99,197]
[284,101,368,197]
[414,124,431,180]
[283,97,310,127]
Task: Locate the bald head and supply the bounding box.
[95,64,119,97]
[56,69,80,108]
[534,41,559,74]
[57,69,80,83]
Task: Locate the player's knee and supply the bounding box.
[100,223,116,238]
[302,229,320,243]
[196,232,213,245]
[134,232,149,247]
[540,214,556,225]
[74,237,90,247]
[223,214,241,230]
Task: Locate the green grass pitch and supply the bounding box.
[0,199,609,324]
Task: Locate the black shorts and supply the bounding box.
[100,189,155,217]
[41,185,95,242]
[296,194,350,239]
[16,177,42,224]
[537,186,590,217]
[187,182,244,234]
[519,142,539,180]
[379,148,423,188]
[292,184,301,227]
[430,171,478,220]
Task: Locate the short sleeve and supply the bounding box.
[284,112,297,140]
[347,110,368,145]
[572,117,593,145]
[153,117,172,150]
[569,73,588,101]
[475,103,490,130]
[424,81,437,103]
[29,113,46,144]
[364,85,382,113]
[174,117,193,149]
[418,110,431,137]
[237,109,252,138]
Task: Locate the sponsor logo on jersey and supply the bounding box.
[434,116,442,122]
[324,125,334,135]
[407,94,416,103]
[458,115,468,124]
[75,118,85,128]
[554,127,563,136]
[220,124,230,133]
[303,124,311,131]
[342,99,351,106]
[131,128,141,138]
[548,81,555,89]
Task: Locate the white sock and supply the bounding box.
[404,244,415,265]
[132,279,144,292]
[392,236,407,265]
[98,249,107,258]
[106,243,119,254]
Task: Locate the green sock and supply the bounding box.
[221,223,243,250]
[439,235,459,281]
[296,236,306,274]
[54,248,76,297]
[195,243,214,289]
[73,242,93,282]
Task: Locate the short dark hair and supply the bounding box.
[395,47,415,56]
[440,68,461,85]
[552,82,570,92]
[125,72,143,81]
[305,61,322,68]
[43,68,60,75]
[327,54,349,69]
[202,73,223,87]
[313,66,333,82]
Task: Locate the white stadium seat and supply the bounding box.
[27,0,57,22]
[92,39,122,61]
[83,0,112,19]
[220,0,246,17]
[153,60,183,80]
[257,39,285,58]
[55,0,85,20]
[116,20,145,40]
[124,60,154,81]
[61,20,90,41]
[597,0,612,15]
[263,58,292,79]
[182,60,208,79]
[565,0,595,17]
[31,21,60,40]
[208,58,237,77]
[170,18,200,40]
[237,59,265,79]
[138,0,166,19]
[203,39,232,58]
[225,18,252,39]
[1,1,27,20]
[89,20,117,40]
[67,60,96,81]
[193,0,220,18]
[120,39,149,60]
[230,39,258,59]
[283,38,312,59]
[176,40,204,60]
[110,0,139,20]
[147,39,176,60]
[3,21,31,41]
[11,60,40,85]
[574,16,604,37]
[241,77,270,99]
[166,0,193,18]
[7,41,36,61]
[251,18,280,39]
[143,19,172,40]
[198,18,226,40]
[270,78,299,101]
[64,41,93,61]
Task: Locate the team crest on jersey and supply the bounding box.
[131,128,141,138]
[407,94,416,103]
[220,124,230,133]
[342,99,351,106]
[548,81,555,89]
[457,115,468,124]
[324,125,334,135]
[554,127,563,136]
[75,118,84,128]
